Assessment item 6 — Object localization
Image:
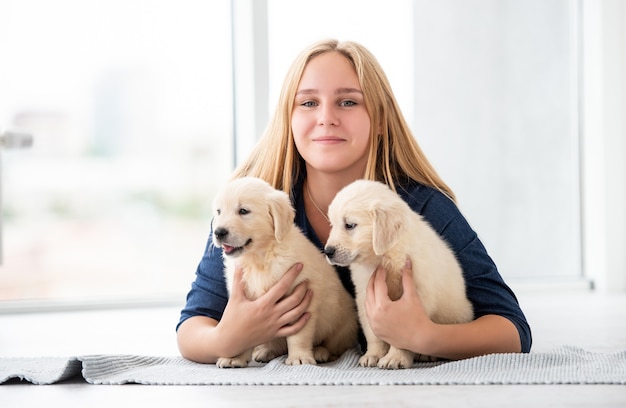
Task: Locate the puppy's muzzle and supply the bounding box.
[214,227,229,241]
[324,246,344,265]
[323,245,355,267]
[323,246,336,259]
[214,226,252,256]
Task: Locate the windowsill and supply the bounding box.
[0,294,184,315]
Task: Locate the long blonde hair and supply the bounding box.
[232,39,456,202]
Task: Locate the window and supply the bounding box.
[0,0,233,304]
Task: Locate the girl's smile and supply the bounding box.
[291,51,371,177]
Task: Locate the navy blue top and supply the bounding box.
[177,178,533,353]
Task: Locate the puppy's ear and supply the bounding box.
[268,190,295,242]
[371,204,405,255]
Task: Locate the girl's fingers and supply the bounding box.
[276,279,309,312]
[276,311,311,338]
[368,265,388,304]
[277,288,313,328]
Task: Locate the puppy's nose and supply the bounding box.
[323,246,336,259]
[214,227,228,240]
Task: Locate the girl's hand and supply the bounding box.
[217,262,313,355]
[365,259,523,360]
[365,258,435,353]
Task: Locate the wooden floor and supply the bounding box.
[1,289,625,407]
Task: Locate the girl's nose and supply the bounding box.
[317,105,339,126]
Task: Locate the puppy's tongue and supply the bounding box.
[222,244,236,254]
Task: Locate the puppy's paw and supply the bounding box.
[377,348,414,370]
[358,354,381,367]
[216,356,249,368]
[377,355,411,369]
[285,354,317,366]
[253,346,283,363]
[313,346,331,363]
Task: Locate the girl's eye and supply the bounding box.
[340,100,356,107]
[239,208,250,215]
[301,100,317,108]
[345,222,356,230]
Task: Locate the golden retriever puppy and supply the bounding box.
[324,180,473,369]
[211,177,358,368]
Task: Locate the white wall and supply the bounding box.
[413,0,582,282]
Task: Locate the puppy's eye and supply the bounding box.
[345,222,356,230]
[238,208,250,215]
[216,209,221,215]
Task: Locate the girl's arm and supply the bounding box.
[365,262,521,360]
[177,263,313,363]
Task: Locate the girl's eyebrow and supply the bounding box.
[296,87,363,96]
[336,87,363,95]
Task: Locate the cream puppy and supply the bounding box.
[324,180,473,369]
[212,177,358,368]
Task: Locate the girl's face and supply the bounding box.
[291,51,371,178]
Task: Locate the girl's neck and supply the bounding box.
[304,171,360,245]
[304,171,360,209]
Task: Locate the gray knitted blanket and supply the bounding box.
[1,346,625,385]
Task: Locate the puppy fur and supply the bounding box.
[211,177,358,368]
[324,180,473,369]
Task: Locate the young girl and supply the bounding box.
[177,39,532,363]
